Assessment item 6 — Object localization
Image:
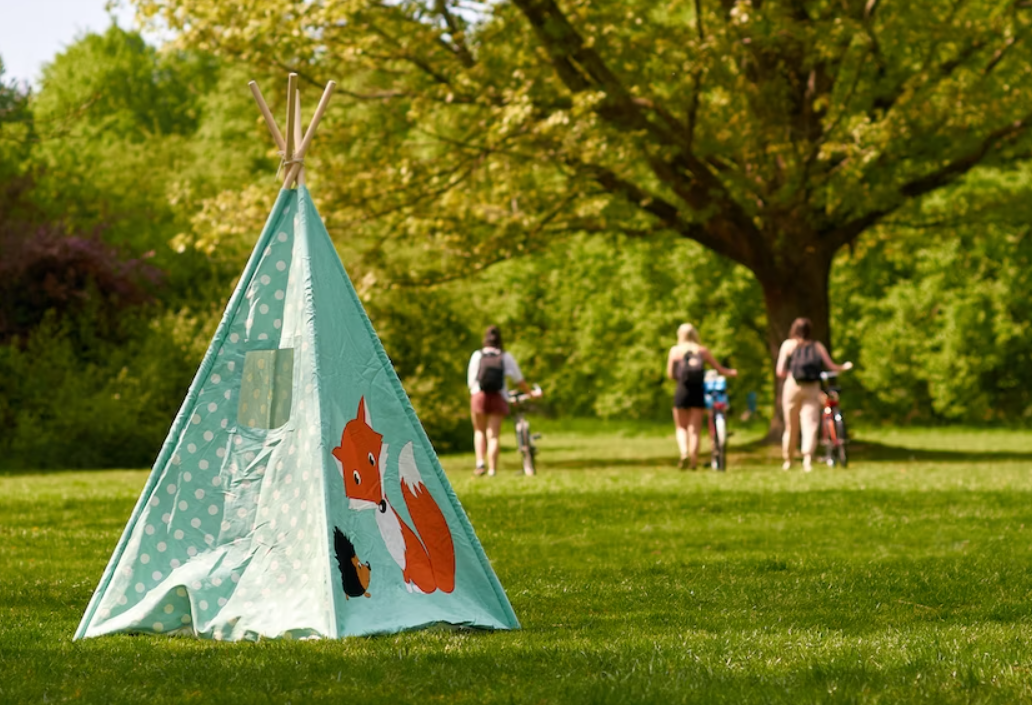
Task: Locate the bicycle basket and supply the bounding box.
[703,375,728,410]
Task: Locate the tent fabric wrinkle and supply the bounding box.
[74,186,519,641]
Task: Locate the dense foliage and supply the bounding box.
[133,0,1032,357]
[0,7,1030,469]
[833,168,1032,424]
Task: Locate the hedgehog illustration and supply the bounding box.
[333,527,372,599]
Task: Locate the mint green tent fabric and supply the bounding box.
[75,187,519,640]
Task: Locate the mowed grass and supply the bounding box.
[3,423,1032,704]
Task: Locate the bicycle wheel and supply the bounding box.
[835,415,849,468]
[822,414,836,467]
[523,444,537,476]
[517,419,536,476]
[714,412,727,471]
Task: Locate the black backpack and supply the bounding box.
[477,349,506,393]
[679,349,706,385]
[790,342,823,382]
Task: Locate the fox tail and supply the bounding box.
[398,442,456,593]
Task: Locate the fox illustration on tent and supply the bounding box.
[333,397,456,595]
[74,75,518,641]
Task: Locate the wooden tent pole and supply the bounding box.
[248,80,285,153]
[293,90,306,187]
[282,80,336,189]
[284,73,298,166]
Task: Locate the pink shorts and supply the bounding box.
[471,391,509,417]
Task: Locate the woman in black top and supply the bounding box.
[666,323,737,470]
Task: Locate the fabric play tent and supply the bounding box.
[74,76,519,641]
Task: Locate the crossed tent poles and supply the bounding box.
[248,73,337,188]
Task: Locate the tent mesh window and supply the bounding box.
[238,349,294,429]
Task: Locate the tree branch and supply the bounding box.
[511,0,713,180]
[434,0,477,68]
[272,60,412,101]
[871,17,985,117]
[982,27,1028,77]
[827,110,1032,249]
[901,115,1032,198]
[365,20,462,91]
[686,0,705,153]
[511,0,766,262]
[572,161,753,267]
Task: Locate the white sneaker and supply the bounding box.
[487,468,496,477]
[782,461,791,471]
[802,456,812,473]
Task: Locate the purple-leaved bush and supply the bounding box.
[0,220,164,344]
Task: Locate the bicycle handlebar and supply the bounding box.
[508,384,542,404]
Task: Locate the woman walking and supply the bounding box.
[666,323,737,470]
[776,317,852,472]
[467,325,540,476]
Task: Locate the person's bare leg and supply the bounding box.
[472,411,488,474]
[800,385,822,471]
[486,413,504,475]
[687,407,704,469]
[673,408,690,464]
[782,379,802,469]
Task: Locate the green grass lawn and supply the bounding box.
[3,423,1032,704]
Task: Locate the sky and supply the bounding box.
[0,0,139,86]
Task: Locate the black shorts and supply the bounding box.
[674,383,706,409]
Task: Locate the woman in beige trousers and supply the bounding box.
[775,318,852,472]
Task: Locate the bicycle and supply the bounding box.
[508,385,542,476]
[819,371,848,467]
[704,371,729,471]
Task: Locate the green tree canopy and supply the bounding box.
[0,55,32,216]
[135,0,1032,357]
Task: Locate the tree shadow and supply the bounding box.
[541,436,1032,472]
[846,440,1032,463]
[733,437,1032,463]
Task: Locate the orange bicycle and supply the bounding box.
[819,372,848,467]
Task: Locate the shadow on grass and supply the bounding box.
[837,440,1032,464]
[725,437,1032,464]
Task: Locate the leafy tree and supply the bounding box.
[29,27,236,278]
[27,26,288,316]
[0,56,34,221]
[831,165,1032,424]
[134,0,1032,420]
[0,29,255,469]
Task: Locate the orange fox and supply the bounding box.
[331,397,456,594]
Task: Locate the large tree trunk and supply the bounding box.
[756,250,834,442]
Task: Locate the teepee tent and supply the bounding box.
[75,76,519,641]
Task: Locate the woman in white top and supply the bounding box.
[775,317,852,472]
[467,325,539,476]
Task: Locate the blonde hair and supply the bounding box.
[677,323,701,345]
